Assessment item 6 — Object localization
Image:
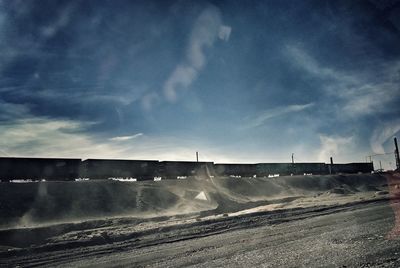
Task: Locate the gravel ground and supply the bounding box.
[2,199,400,267]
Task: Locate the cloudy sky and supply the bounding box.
[0,0,399,167]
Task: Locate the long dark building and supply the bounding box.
[81,159,160,180]
[160,161,214,179]
[0,157,80,181]
[331,163,375,174]
[214,164,257,177]
[0,157,375,182]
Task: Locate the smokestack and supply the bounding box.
[395,137,400,170]
[329,157,333,174]
[196,151,199,163]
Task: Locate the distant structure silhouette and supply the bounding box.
[395,137,400,171]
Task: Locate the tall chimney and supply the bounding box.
[395,137,400,170]
[196,151,199,163]
[329,156,333,174]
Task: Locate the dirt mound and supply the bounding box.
[0,180,204,228]
[0,174,388,228]
[326,187,354,195]
[357,185,380,192]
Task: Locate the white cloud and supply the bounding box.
[164,65,197,101]
[0,101,30,120]
[187,7,222,69]
[0,118,123,158]
[109,133,143,142]
[286,45,400,155]
[0,4,7,72]
[218,25,231,41]
[318,135,354,162]
[0,112,369,164]
[285,45,356,84]
[0,115,234,162]
[40,4,75,38]
[340,83,397,116]
[141,92,159,111]
[163,6,231,102]
[0,5,5,37]
[370,119,400,154]
[37,89,140,106]
[0,84,141,107]
[285,45,400,118]
[246,103,314,129]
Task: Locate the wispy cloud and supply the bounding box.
[141,92,160,111]
[218,25,232,41]
[0,101,30,121]
[40,3,75,38]
[285,45,400,117]
[286,45,356,84]
[0,118,123,158]
[3,86,141,106]
[0,114,232,161]
[163,6,230,102]
[318,134,354,162]
[0,4,5,39]
[245,103,314,129]
[286,44,400,155]
[370,119,400,154]
[109,133,143,142]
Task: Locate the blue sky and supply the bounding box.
[0,0,399,167]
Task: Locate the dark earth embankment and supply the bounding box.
[1,173,399,267]
[0,174,388,228]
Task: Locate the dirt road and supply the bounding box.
[2,199,400,267]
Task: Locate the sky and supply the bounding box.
[0,0,399,168]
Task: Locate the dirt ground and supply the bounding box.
[1,173,399,267]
